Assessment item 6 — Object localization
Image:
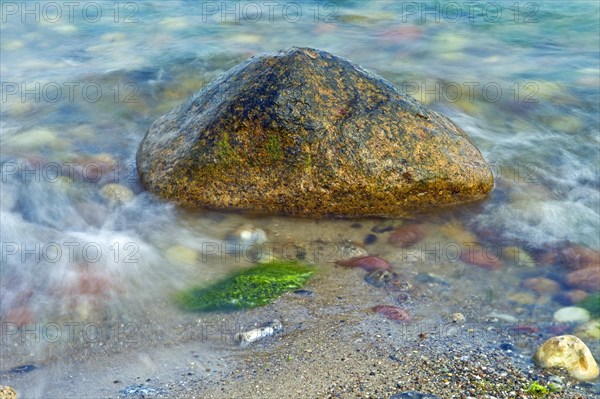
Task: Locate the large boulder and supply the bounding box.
[137,47,493,217]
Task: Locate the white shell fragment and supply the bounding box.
[235,319,283,346]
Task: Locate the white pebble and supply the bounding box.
[553,306,590,323]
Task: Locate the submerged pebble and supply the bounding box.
[449,312,466,323]
[364,269,394,287]
[566,266,600,292]
[507,292,537,305]
[558,246,600,269]
[390,392,441,399]
[388,224,427,247]
[486,312,518,323]
[574,319,600,340]
[459,247,503,270]
[10,364,37,373]
[395,292,412,304]
[165,245,198,266]
[414,272,448,286]
[336,256,391,272]
[363,234,377,245]
[225,225,267,247]
[522,277,560,294]
[371,220,398,233]
[554,289,588,305]
[100,183,134,206]
[502,246,536,267]
[339,241,369,259]
[534,335,599,381]
[553,306,590,323]
[293,289,313,296]
[235,319,283,346]
[372,305,411,322]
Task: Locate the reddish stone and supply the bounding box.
[522,277,561,294]
[460,247,503,270]
[566,264,600,292]
[554,289,588,305]
[558,246,600,270]
[512,323,539,335]
[536,250,559,267]
[388,224,427,247]
[336,256,391,272]
[372,305,411,322]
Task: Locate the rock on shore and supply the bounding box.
[137,47,493,217]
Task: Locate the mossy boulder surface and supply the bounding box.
[175,261,314,311]
[137,47,493,217]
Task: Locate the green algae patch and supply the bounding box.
[578,293,600,317]
[175,261,314,311]
[525,381,549,397]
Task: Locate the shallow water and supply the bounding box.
[1,1,599,397]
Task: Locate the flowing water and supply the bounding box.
[1,1,599,397]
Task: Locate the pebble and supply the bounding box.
[0,386,16,399]
[372,305,411,323]
[566,266,600,292]
[388,224,427,247]
[486,312,517,323]
[554,289,588,305]
[395,292,412,304]
[225,225,267,246]
[553,306,590,323]
[336,256,391,272]
[546,375,564,393]
[364,269,394,287]
[438,220,477,244]
[292,289,313,296]
[574,319,600,340]
[165,245,198,266]
[339,241,369,259]
[235,319,283,347]
[533,335,599,381]
[460,247,503,270]
[449,313,466,323]
[100,183,134,206]
[10,364,37,373]
[390,392,441,399]
[6,128,66,150]
[371,220,397,233]
[558,246,600,269]
[507,292,537,305]
[502,246,536,267]
[522,277,560,294]
[363,234,377,245]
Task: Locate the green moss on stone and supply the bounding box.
[525,381,549,397]
[578,293,600,317]
[175,260,314,311]
[266,134,284,161]
[216,132,240,164]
